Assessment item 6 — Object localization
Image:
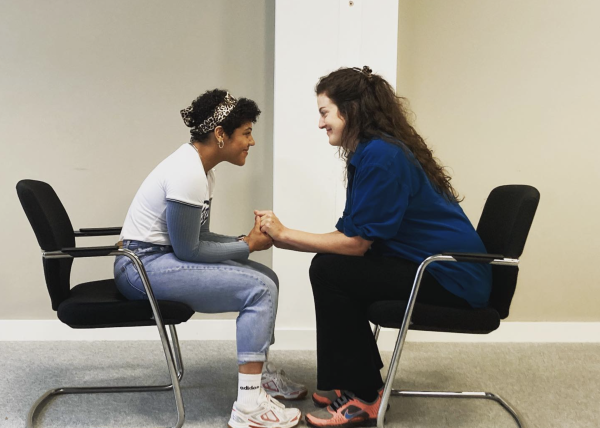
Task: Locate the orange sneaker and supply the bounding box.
[312,390,343,408]
[312,388,385,408]
[305,392,381,428]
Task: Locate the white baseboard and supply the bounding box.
[1,321,599,350]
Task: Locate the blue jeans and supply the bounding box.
[114,240,279,365]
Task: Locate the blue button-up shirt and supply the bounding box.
[335,138,492,308]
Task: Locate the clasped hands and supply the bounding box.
[243,210,286,253]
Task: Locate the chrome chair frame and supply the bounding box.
[28,247,186,428]
[374,254,526,428]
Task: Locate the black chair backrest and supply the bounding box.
[477,185,540,318]
[16,180,76,310]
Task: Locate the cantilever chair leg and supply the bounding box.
[27,323,186,428]
[169,324,185,381]
[375,255,526,428]
[28,249,186,428]
[389,390,525,427]
[376,325,526,428]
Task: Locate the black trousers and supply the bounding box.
[309,252,471,393]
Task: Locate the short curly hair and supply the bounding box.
[182,89,261,143]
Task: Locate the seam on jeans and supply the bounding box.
[242,274,275,362]
[121,259,267,284]
[144,264,271,281]
[123,264,148,296]
[124,261,274,298]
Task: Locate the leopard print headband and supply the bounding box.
[181,92,238,134]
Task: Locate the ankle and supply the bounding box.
[237,373,262,409]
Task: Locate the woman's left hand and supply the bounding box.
[254,210,287,241]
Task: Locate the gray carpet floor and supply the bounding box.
[1,341,599,427]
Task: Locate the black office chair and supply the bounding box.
[16,179,195,428]
[368,185,540,428]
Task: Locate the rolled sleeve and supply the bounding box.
[337,165,409,241]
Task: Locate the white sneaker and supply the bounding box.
[261,361,308,400]
[228,389,301,428]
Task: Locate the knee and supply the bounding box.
[264,268,279,289]
[264,277,279,300]
[246,261,279,289]
[309,253,341,288]
[248,276,279,307]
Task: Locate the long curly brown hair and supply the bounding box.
[316,67,461,202]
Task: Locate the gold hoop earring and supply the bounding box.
[218,139,224,149]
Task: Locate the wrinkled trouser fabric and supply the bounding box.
[114,240,278,365]
[309,252,470,393]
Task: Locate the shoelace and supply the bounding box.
[276,369,294,384]
[262,390,285,410]
[330,392,354,411]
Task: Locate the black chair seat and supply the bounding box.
[57,279,195,329]
[368,300,500,334]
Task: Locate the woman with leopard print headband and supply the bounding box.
[115,89,304,428]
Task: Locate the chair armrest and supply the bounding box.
[396,253,518,330]
[441,252,505,263]
[43,245,119,259]
[74,227,122,237]
[62,246,119,257]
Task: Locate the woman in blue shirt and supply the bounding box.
[256,66,492,428]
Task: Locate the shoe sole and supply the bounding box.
[305,416,378,428]
[312,396,391,411]
[267,390,308,401]
[228,414,301,428]
[312,391,390,409]
[228,422,300,428]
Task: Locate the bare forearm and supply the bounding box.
[256,209,372,255]
[277,229,371,256]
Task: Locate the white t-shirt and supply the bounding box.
[120,143,215,245]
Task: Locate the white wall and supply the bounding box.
[4,0,597,330]
[273,0,399,332]
[0,0,275,319]
[397,0,600,321]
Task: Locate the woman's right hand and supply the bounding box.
[245,215,273,252]
[254,210,287,241]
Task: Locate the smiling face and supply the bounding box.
[317,93,345,146]
[222,121,255,166]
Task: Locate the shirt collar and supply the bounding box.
[349,140,371,167]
